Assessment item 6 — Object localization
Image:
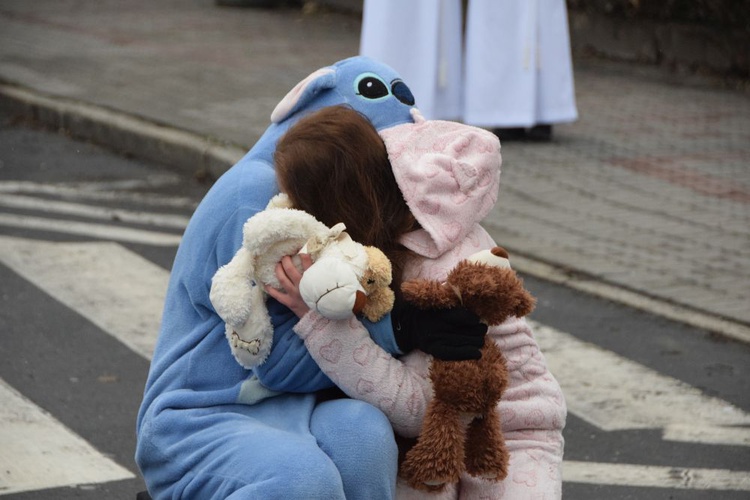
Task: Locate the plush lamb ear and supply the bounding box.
[305,222,347,260]
[210,247,257,328]
[270,67,337,123]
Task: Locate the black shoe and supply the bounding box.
[216,0,299,7]
[492,127,527,142]
[526,124,553,142]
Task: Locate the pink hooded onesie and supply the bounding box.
[292,110,566,499]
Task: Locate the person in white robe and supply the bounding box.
[360,0,578,141]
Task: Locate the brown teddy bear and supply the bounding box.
[398,247,536,491]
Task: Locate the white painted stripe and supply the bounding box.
[0,236,168,359]
[0,378,134,496]
[563,460,750,491]
[0,193,190,228]
[532,320,750,443]
[663,423,750,447]
[512,254,750,345]
[0,180,197,209]
[2,236,749,492]
[0,213,182,246]
[0,83,245,178]
[66,177,182,192]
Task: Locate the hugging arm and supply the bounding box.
[294,311,432,437]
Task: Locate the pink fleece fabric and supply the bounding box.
[379,110,501,259]
[293,115,566,499]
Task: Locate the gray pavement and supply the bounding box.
[1,0,749,340]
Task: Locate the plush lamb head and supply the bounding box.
[210,194,394,369]
[399,247,536,491]
[299,244,394,323]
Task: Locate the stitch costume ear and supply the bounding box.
[210,247,257,328]
[271,67,337,124]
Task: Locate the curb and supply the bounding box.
[0,83,245,181]
[508,253,750,346]
[2,82,749,346]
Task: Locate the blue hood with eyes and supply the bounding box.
[243,56,417,167]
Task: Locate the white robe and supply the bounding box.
[360,0,578,128]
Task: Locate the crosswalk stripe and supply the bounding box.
[0,378,134,496]
[0,236,168,359]
[532,319,750,445]
[0,213,182,246]
[512,254,750,345]
[0,193,190,228]
[0,180,197,209]
[563,461,750,491]
[2,236,748,491]
[663,423,750,447]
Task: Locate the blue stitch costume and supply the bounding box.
[135,57,416,499]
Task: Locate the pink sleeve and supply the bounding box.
[293,311,433,437]
[490,316,566,499]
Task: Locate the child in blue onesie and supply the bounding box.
[135,57,486,499]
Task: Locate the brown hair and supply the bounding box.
[275,105,417,287]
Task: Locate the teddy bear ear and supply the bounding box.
[270,66,337,123]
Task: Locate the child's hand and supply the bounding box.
[391,299,487,360]
[265,254,314,319]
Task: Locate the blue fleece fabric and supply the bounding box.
[136,57,415,499]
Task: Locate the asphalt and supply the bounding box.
[1,0,748,343]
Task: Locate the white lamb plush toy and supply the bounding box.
[210,194,394,369]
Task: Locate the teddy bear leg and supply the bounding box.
[400,402,465,491]
[463,411,509,482]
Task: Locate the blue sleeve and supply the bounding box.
[253,297,334,392]
[361,312,401,355]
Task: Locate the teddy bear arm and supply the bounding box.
[513,286,537,318]
[400,280,459,309]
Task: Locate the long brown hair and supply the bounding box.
[275,105,416,287]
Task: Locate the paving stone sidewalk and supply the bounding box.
[1,0,748,332]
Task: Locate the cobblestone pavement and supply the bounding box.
[489,62,750,326]
[1,0,748,330]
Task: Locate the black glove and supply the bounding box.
[391,298,487,361]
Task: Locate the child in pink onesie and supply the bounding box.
[269,106,566,499]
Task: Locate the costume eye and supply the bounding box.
[355,73,389,100]
[391,79,415,106]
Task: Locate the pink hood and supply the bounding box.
[379,110,501,259]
